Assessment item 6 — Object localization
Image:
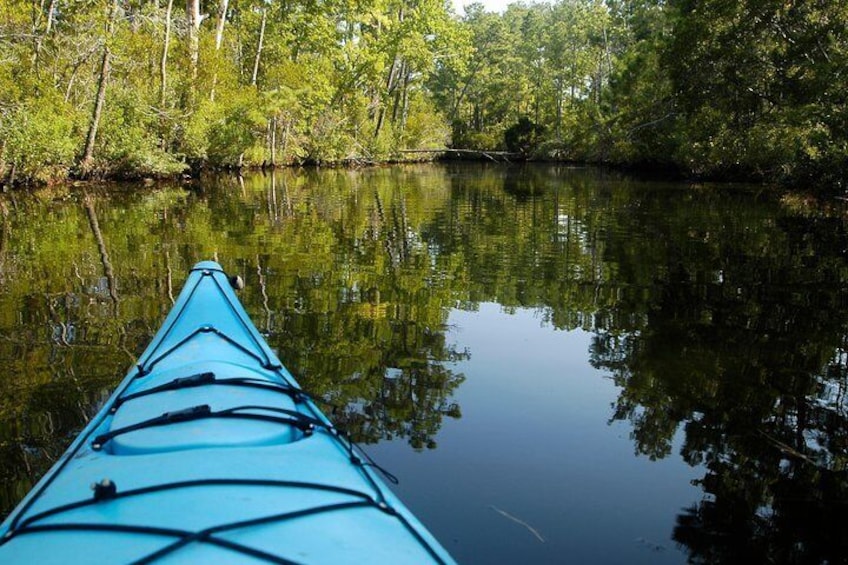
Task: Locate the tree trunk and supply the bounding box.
[32,0,57,66]
[210,0,229,101]
[270,116,277,167]
[214,0,229,50]
[256,255,272,331]
[281,120,290,164]
[6,163,16,190]
[390,62,406,125]
[374,56,400,138]
[556,77,563,141]
[80,0,119,174]
[164,249,175,305]
[0,139,6,185]
[81,47,112,170]
[159,0,174,107]
[64,44,99,103]
[374,5,406,139]
[570,58,576,105]
[449,44,489,123]
[374,106,387,139]
[43,0,56,34]
[187,0,201,83]
[400,72,411,133]
[251,7,267,87]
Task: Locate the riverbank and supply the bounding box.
[0,147,819,193]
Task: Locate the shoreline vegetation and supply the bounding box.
[1,0,845,192]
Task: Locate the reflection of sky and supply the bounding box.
[372,303,702,564]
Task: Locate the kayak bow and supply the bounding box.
[0,261,455,564]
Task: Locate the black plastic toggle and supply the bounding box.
[91,478,117,501]
[172,372,215,387]
[162,404,212,422]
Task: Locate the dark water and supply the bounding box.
[1,164,847,564]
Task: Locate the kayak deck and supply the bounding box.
[0,262,454,564]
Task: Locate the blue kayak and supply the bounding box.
[0,261,455,564]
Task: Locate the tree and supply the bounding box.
[79,0,120,174]
[664,0,848,184]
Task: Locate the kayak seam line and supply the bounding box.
[206,270,280,370]
[393,511,450,565]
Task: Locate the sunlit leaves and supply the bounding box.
[664,0,848,184]
[0,0,463,183]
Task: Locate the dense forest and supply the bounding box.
[1,0,846,189]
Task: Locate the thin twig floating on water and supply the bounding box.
[489,505,545,543]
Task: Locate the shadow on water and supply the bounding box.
[0,164,847,562]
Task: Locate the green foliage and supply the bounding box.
[1,0,460,183]
[209,93,269,167]
[181,100,217,164]
[304,110,356,163]
[370,122,399,160]
[659,0,848,186]
[181,91,267,168]
[400,93,451,150]
[2,0,844,189]
[425,0,848,190]
[95,88,186,177]
[603,36,678,167]
[1,99,78,183]
[457,128,505,152]
[504,117,545,155]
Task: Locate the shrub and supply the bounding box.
[181,91,266,168]
[96,88,186,178]
[504,116,545,155]
[401,94,451,151]
[2,100,77,184]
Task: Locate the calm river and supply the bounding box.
[1,163,847,563]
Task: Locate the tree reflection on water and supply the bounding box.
[0,164,847,563]
[590,204,848,563]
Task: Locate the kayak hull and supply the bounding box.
[0,261,454,564]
